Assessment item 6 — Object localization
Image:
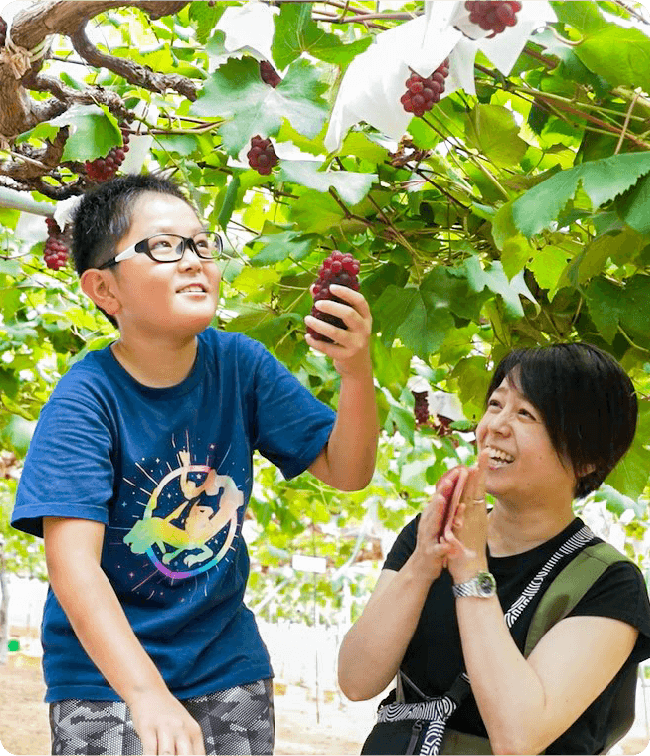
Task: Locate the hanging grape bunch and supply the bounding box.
[464,1,522,36]
[85,126,131,182]
[401,58,449,118]
[0,17,7,47]
[413,391,430,426]
[307,251,361,343]
[247,135,278,176]
[259,60,281,88]
[43,218,69,271]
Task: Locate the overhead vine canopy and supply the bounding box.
[1,0,650,545]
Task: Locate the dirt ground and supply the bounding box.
[0,658,370,756]
[1,657,649,756]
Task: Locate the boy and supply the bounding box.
[11,174,379,755]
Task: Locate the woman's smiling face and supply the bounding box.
[475,374,578,506]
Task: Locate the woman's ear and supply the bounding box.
[577,462,597,478]
[80,269,120,317]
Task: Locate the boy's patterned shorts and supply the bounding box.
[49,678,274,755]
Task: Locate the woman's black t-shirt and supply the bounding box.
[383,516,650,754]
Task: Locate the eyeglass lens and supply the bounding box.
[146,233,222,262]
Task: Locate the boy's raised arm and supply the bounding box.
[306,284,379,490]
[43,516,206,756]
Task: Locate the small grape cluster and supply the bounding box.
[44,218,69,271]
[0,17,7,47]
[85,127,131,182]
[247,135,278,176]
[260,60,281,88]
[401,59,449,118]
[308,251,360,343]
[413,391,430,426]
[464,1,521,35]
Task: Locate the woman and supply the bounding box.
[339,343,650,755]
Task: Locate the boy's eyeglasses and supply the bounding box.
[98,232,223,269]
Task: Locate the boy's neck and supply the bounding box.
[111,333,199,388]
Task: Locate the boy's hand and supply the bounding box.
[304,284,372,377]
[128,688,205,755]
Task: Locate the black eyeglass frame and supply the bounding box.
[97,232,223,270]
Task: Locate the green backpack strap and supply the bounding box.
[524,541,637,754]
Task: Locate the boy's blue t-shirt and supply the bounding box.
[12,328,335,703]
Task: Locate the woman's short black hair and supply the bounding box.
[71,174,193,327]
[486,343,637,499]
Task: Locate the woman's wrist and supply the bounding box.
[448,557,489,585]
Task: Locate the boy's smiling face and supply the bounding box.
[106,193,222,338]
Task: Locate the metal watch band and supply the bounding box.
[451,570,497,599]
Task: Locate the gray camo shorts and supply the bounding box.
[49,678,274,755]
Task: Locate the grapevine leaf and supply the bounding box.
[420,267,484,322]
[550,1,607,34]
[616,173,650,235]
[593,485,646,518]
[278,161,376,205]
[511,152,650,237]
[191,57,328,155]
[604,399,650,501]
[272,2,374,70]
[16,104,121,162]
[212,175,238,231]
[584,277,622,343]
[465,104,527,168]
[528,245,572,295]
[247,230,317,266]
[341,132,390,164]
[374,285,454,359]
[189,1,225,44]
[576,27,650,89]
[464,257,536,318]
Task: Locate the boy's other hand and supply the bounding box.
[128,688,206,755]
[304,284,372,378]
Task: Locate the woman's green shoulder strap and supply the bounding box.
[523,541,637,754]
[524,540,630,657]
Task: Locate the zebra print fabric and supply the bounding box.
[372,525,597,754]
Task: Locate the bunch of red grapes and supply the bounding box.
[464,1,522,35]
[401,58,449,118]
[413,391,430,426]
[43,218,69,271]
[85,127,131,182]
[0,17,7,47]
[308,251,361,343]
[260,60,281,88]
[247,135,278,175]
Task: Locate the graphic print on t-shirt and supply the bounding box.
[123,445,244,580]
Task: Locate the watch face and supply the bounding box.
[477,572,496,596]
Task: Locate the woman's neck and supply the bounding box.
[487,499,576,557]
[111,332,198,388]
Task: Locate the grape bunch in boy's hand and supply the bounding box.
[304,251,373,378]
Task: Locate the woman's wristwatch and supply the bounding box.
[452,570,497,598]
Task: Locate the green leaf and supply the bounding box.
[16,104,121,162]
[464,257,536,318]
[577,27,650,89]
[593,485,646,518]
[278,162,375,205]
[217,175,241,230]
[512,152,650,237]
[189,1,225,44]
[528,245,572,294]
[617,173,650,235]
[465,104,527,168]
[550,1,607,34]
[191,57,328,155]
[584,277,622,343]
[272,2,371,69]
[420,266,484,322]
[374,285,454,359]
[247,230,317,266]
[341,132,390,164]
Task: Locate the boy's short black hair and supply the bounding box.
[71,174,193,327]
[486,343,637,499]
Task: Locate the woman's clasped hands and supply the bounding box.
[414,449,491,583]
